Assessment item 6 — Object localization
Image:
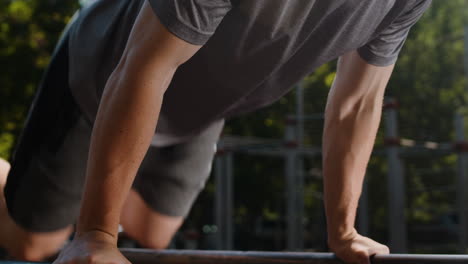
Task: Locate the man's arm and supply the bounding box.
[55,2,201,264]
[323,51,392,264]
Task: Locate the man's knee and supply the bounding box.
[120,191,183,249]
[0,158,10,184]
[9,243,57,262]
[120,213,177,249]
[120,227,171,250]
[4,226,72,261]
[120,211,181,249]
[0,157,72,261]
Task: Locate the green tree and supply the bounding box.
[0,0,77,158]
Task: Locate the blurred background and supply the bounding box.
[1,0,468,255]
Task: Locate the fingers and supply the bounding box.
[366,243,390,259]
[346,247,387,264]
[52,236,131,264]
[362,245,389,264]
[335,250,369,264]
[54,255,131,264]
[368,244,390,256]
[331,234,390,264]
[354,250,372,264]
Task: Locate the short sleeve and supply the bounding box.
[148,0,232,46]
[358,0,432,66]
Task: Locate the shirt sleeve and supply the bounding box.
[147,0,232,46]
[357,0,432,66]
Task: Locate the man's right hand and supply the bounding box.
[329,229,390,264]
[53,231,130,264]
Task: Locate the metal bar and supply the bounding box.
[120,249,468,264]
[285,119,300,250]
[238,148,320,157]
[296,157,304,250]
[214,155,226,249]
[296,84,305,250]
[285,147,298,250]
[296,85,306,250]
[384,100,407,252]
[295,133,306,249]
[225,153,234,250]
[296,84,305,147]
[455,112,467,253]
[4,250,468,264]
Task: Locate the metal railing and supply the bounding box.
[101,249,468,264]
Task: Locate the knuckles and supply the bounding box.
[332,236,389,264]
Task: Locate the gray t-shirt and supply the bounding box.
[69,0,431,141]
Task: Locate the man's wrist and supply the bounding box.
[77,198,121,245]
[75,228,118,245]
[328,227,358,246]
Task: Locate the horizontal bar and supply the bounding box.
[2,249,468,264]
[121,249,468,264]
[123,249,340,264]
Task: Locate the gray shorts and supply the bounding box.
[4,27,224,233]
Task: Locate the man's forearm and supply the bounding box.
[76,61,176,241]
[322,98,383,243]
[73,2,201,241]
[322,52,394,245]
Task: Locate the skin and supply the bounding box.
[120,190,184,249]
[1,2,395,264]
[0,158,10,190]
[323,51,394,264]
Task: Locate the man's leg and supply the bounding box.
[120,190,183,249]
[120,120,224,249]
[0,115,91,261]
[0,159,10,186]
[2,112,92,261]
[1,22,92,260]
[0,158,73,261]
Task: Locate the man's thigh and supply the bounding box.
[4,31,90,233]
[122,120,224,247]
[132,119,224,218]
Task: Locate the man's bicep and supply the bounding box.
[337,50,395,88]
[120,1,202,77]
[328,51,394,111]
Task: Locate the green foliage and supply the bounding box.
[8,1,34,23]
[385,1,467,251]
[390,0,468,141]
[0,0,78,159]
[0,132,14,158]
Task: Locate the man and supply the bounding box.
[0,0,432,263]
